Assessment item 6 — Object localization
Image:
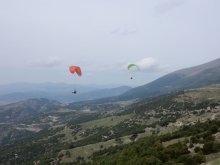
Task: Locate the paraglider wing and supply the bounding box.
[69,66,76,74]
[127,64,140,70]
[75,67,82,76]
[69,66,82,76]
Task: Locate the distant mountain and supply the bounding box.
[2,58,219,106]
[118,58,220,100]
[0,82,99,95]
[0,87,132,123]
[0,98,61,122]
[75,58,220,104]
[0,83,132,105]
[84,83,132,89]
[69,86,132,102]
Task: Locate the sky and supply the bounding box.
[0,0,220,87]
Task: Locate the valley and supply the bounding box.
[1,84,220,164]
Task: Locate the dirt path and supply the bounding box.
[212,114,216,120]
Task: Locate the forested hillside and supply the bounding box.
[1,85,220,164]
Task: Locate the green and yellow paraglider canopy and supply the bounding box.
[127,64,140,70]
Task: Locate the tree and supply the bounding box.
[209,125,218,133]
[193,153,206,164]
[203,141,213,154]
[212,142,220,152]
[190,136,199,143]
[139,156,163,165]
[176,154,196,165]
[194,146,201,153]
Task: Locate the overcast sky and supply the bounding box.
[1,0,220,87]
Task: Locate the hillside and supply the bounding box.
[0,98,61,122]
[117,58,220,100]
[1,85,220,164]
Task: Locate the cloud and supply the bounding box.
[29,56,63,67]
[110,28,120,34]
[94,58,169,73]
[155,0,184,14]
[111,28,137,36]
[136,57,158,69]
[126,57,169,73]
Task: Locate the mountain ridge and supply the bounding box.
[118,58,220,100]
[0,98,61,122]
[173,57,220,76]
[0,84,132,105]
[67,58,220,104]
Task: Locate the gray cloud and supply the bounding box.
[110,28,120,34]
[155,0,184,14]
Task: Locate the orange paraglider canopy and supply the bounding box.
[69,66,82,76]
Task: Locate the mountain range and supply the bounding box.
[1,58,220,123]
[86,58,220,103]
[1,58,220,107]
[0,83,132,105]
[121,57,220,99]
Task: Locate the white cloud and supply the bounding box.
[125,57,169,73]
[29,56,63,67]
[136,57,157,70]
[94,58,169,73]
